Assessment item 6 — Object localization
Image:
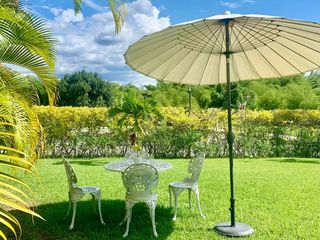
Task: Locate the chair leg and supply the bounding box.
[146,200,158,237]
[120,211,128,226]
[64,192,71,219]
[69,202,77,230]
[91,194,97,215]
[123,208,132,238]
[193,186,205,219]
[97,194,105,225]
[123,201,134,238]
[188,189,192,209]
[172,188,182,221]
[169,186,172,207]
[150,205,158,238]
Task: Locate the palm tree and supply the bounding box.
[73,0,127,33]
[0,4,57,239]
[109,92,161,146]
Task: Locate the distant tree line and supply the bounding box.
[34,70,320,110]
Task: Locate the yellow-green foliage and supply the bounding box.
[34,106,320,158]
[35,106,109,138]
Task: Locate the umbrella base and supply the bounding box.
[214,222,254,237]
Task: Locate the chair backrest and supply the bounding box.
[62,157,78,191]
[187,152,205,182]
[122,163,159,200]
[124,149,151,160]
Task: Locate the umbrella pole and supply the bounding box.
[213,19,254,237]
[225,19,236,228]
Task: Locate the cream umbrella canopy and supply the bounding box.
[124,11,320,237]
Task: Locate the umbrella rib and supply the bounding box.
[217,25,226,84]
[203,23,225,53]
[238,21,280,50]
[230,54,241,82]
[178,51,203,84]
[176,37,215,53]
[244,21,320,51]
[145,47,191,77]
[180,26,217,50]
[240,24,306,73]
[232,25,263,79]
[258,18,320,31]
[231,18,249,50]
[233,24,282,77]
[198,24,225,85]
[159,49,193,81]
[233,18,264,50]
[245,21,320,44]
[127,42,182,69]
[178,25,224,84]
[126,31,182,55]
[218,27,226,84]
[198,53,212,85]
[190,22,220,50]
[229,26,241,81]
[242,24,320,68]
[203,21,225,51]
[136,26,184,44]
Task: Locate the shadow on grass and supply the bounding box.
[10,199,174,240]
[52,159,111,167]
[268,158,320,164]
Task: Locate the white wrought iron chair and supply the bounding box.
[62,157,105,230]
[169,152,206,221]
[121,163,159,238]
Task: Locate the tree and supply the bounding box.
[0,4,57,239]
[58,70,113,107]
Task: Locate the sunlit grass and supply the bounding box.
[12,157,320,239]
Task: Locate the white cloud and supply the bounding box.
[242,0,255,4]
[83,0,105,12]
[220,0,256,9]
[48,0,170,85]
[220,1,241,9]
[48,7,64,16]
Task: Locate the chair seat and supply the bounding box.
[169,181,196,189]
[80,186,100,194]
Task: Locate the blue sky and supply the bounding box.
[26,0,320,85]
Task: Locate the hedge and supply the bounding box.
[34,106,320,158]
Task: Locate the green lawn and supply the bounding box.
[12,157,320,240]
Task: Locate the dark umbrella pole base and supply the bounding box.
[214,222,254,237]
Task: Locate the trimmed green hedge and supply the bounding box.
[34,106,320,158]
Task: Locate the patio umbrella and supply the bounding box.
[124,11,320,237]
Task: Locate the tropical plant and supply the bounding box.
[109,92,161,146]
[73,0,127,33]
[0,3,57,239]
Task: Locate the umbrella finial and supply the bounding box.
[224,11,231,15]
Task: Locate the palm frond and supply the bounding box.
[108,0,127,34]
[0,6,58,105]
[71,0,127,34]
[73,0,83,14]
[0,89,42,239]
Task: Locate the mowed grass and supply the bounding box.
[12,157,320,240]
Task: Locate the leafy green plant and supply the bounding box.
[109,92,161,146]
[0,4,57,239]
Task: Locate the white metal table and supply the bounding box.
[104,159,172,172]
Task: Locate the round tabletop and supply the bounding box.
[104,159,172,172]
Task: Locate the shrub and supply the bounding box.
[34,106,320,158]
